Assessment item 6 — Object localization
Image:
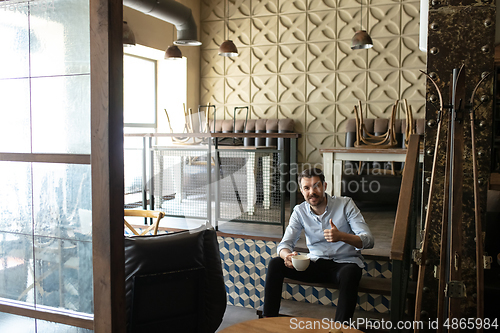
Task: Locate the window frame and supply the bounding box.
[123,53,158,129]
[0,0,126,331]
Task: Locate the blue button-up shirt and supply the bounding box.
[277,194,374,268]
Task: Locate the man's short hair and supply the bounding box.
[298,168,325,187]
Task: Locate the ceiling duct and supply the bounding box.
[123,0,202,46]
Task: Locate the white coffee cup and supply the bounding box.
[291,254,310,271]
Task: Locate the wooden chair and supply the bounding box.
[354,100,398,148]
[353,99,415,149]
[402,99,414,148]
[124,209,165,236]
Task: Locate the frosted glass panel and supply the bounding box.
[37,319,93,332]
[33,163,92,241]
[0,233,34,304]
[31,75,90,154]
[0,312,35,333]
[0,162,32,234]
[34,237,93,313]
[0,79,31,153]
[30,0,90,76]
[0,3,29,79]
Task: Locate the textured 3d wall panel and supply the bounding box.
[200,0,426,164]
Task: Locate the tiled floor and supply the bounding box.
[216,305,257,332]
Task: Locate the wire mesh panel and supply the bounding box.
[123,136,290,229]
[152,147,211,219]
[124,148,144,209]
[216,149,281,225]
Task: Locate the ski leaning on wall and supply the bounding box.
[414,65,495,333]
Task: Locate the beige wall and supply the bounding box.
[123,0,201,117]
[199,0,427,164]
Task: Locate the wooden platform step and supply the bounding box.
[284,276,401,296]
[294,246,391,262]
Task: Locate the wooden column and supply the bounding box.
[90,0,126,331]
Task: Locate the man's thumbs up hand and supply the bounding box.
[329,219,336,229]
[324,218,342,243]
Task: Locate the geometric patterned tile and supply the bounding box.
[225,77,250,104]
[305,133,336,165]
[307,11,336,42]
[284,283,312,303]
[229,0,251,19]
[278,45,306,73]
[307,42,336,72]
[306,103,336,134]
[251,75,278,103]
[401,2,420,35]
[358,292,368,311]
[218,235,392,313]
[280,0,307,14]
[254,282,266,308]
[307,73,336,104]
[201,0,425,168]
[227,18,251,47]
[377,260,392,279]
[363,259,376,277]
[200,0,224,22]
[368,5,401,38]
[308,0,336,11]
[367,294,390,314]
[368,37,400,70]
[279,14,307,44]
[252,0,278,16]
[311,286,339,306]
[252,18,278,46]
[367,70,400,102]
[278,74,306,103]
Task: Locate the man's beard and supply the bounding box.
[307,194,324,206]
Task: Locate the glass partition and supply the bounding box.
[0,0,93,330]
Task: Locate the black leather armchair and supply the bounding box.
[124,226,226,333]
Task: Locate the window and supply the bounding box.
[122,45,187,210]
[0,0,96,330]
[124,54,157,128]
[0,0,129,330]
[123,44,188,134]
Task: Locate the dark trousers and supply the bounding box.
[263,257,362,322]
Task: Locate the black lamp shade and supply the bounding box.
[123,21,136,46]
[219,40,238,57]
[165,45,183,59]
[351,30,373,50]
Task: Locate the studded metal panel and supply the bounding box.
[422,0,495,322]
[200,0,426,164]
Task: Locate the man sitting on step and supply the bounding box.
[263,167,374,322]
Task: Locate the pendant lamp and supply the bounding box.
[351,0,373,50]
[165,28,183,59]
[165,45,183,59]
[219,0,238,57]
[123,21,136,47]
[219,40,238,57]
